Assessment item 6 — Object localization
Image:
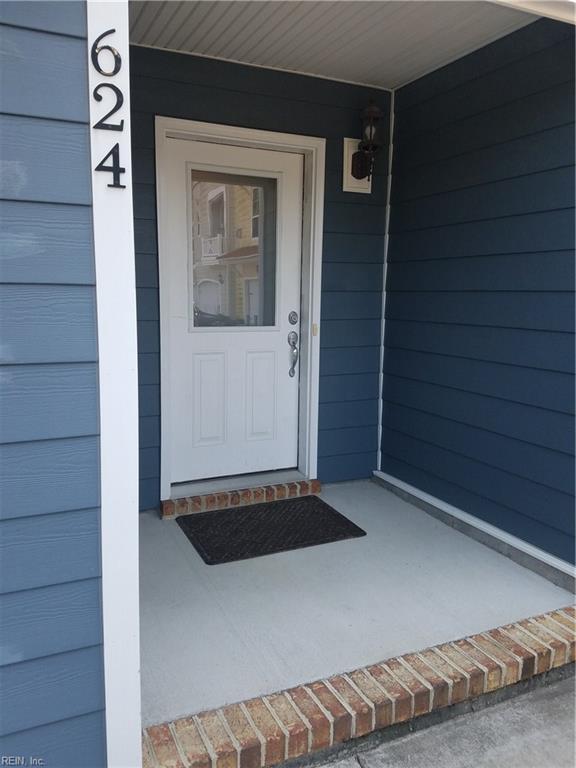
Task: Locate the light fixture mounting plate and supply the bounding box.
[342,137,372,194]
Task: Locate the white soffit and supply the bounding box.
[490,1,575,25]
[128,1,539,90]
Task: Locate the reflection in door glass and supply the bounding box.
[189,171,277,327]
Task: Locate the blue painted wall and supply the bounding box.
[130,47,391,508]
[0,3,107,763]
[382,19,575,563]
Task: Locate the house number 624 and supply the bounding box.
[91,29,126,188]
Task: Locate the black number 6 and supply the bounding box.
[93,84,124,131]
[91,28,121,76]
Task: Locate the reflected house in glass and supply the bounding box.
[190,171,277,327]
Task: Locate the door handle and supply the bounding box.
[287,331,299,377]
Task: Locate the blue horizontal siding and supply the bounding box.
[0,6,105,759]
[389,209,574,260]
[384,348,574,414]
[319,400,379,430]
[139,384,160,416]
[384,320,574,373]
[383,402,574,496]
[130,45,387,109]
[320,373,380,403]
[382,427,573,534]
[0,363,98,443]
[0,201,95,284]
[387,251,574,292]
[397,19,573,109]
[319,426,376,457]
[140,416,160,448]
[323,202,387,234]
[0,114,91,205]
[0,285,98,364]
[131,47,390,504]
[393,124,574,202]
[136,287,159,321]
[380,453,574,564]
[0,579,102,666]
[391,168,574,231]
[320,319,382,348]
[138,353,160,385]
[0,711,106,768]
[0,437,100,520]
[383,18,576,562]
[318,452,378,483]
[0,645,105,737]
[321,292,382,320]
[140,446,160,480]
[133,181,156,220]
[140,477,160,511]
[383,375,574,456]
[385,291,574,332]
[0,1,87,36]
[130,76,381,141]
[395,33,574,136]
[322,262,383,291]
[0,25,88,121]
[394,81,575,171]
[135,251,159,288]
[322,232,385,263]
[0,509,100,594]
[320,346,381,376]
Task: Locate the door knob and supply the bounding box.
[287,331,299,377]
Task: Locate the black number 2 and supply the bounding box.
[94,143,126,188]
[93,84,124,131]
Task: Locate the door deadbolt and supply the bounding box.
[288,311,298,325]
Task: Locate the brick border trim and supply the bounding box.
[143,605,575,768]
[162,480,321,519]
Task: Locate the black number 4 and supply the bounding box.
[95,143,126,188]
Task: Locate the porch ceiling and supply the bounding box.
[128,1,536,90]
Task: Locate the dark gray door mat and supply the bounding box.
[175,495,366,564]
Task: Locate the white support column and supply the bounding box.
[86,2,142,766]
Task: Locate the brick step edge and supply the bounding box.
[143,605,575,768]
[162,480,321,519]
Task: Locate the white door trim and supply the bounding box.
[86,2,142,767]
[155,117,326,500]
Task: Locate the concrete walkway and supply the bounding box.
[328,679,575,768]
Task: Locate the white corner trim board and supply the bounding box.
[376,90,395,473]
[86,2,142,767]
[373,470,575,578]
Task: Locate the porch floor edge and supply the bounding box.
[142,605,575,768]
[372,472,575,594]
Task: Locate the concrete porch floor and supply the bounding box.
[139,480,572,726]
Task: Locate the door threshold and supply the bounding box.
[163,471,321,519]
[171,469,308,499]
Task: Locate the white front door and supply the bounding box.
[161,137,304,482]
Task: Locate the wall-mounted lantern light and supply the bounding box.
[351,101,384,181]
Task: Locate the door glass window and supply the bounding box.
[189,170,277,327]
